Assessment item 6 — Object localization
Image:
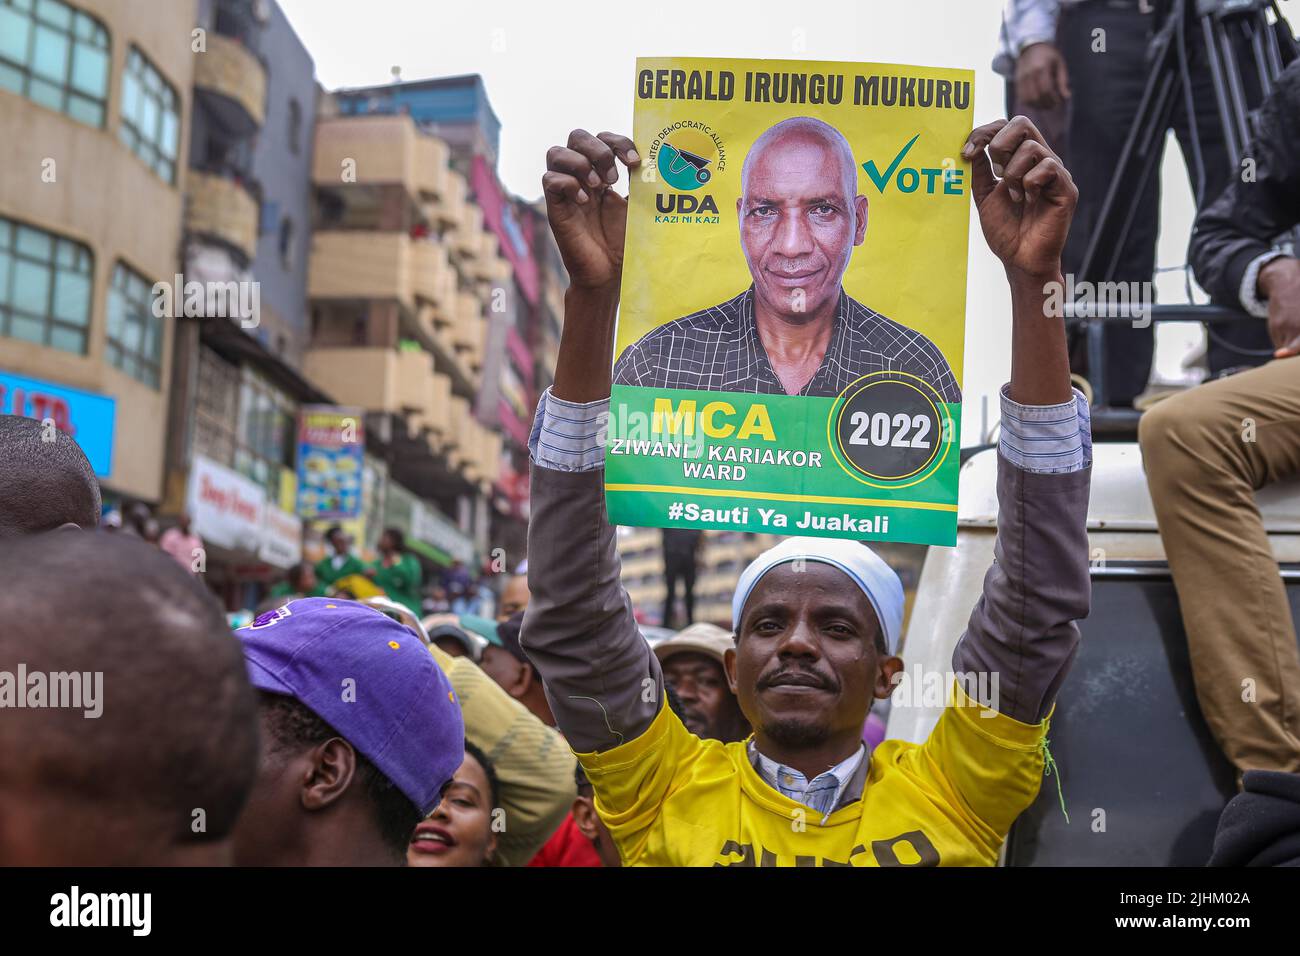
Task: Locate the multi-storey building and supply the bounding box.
[334,72,500,166]
[0,0,197,509]
[303,106,504,564]
[157,0,321,606]
[327,74,562,567]
[0,7,549,601]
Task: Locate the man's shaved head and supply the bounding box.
[0,415,101,537]
[737,117,869,327]
[741,117,858,204]
[0,533,258,865]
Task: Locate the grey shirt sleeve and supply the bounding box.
[951,389,1093,723]
[519,391,664,753]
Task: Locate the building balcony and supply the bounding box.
[445,395,472,464]
[453,205,484,259]
[431,263,458,327]
[185,169,260,263]
[313,115,449,203]
[412,240,453,317]
[194,33,266,134]
[468,230,498,282]
[486,254,513,285]
[308,231,414,307]
[468,235,513,287]
[471,430,499,487]
[426,372,453,440]
[310,233,465,335]
[452,292,484,366]
[395,346,436,435]
[462,421,499,487]
[413,134,450,201]
[433,170,468,230]
[301,345,435,423]
[303,346,400,413]
[461,423,482,483]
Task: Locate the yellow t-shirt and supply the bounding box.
[576,684,1048,866]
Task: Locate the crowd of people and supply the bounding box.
[0,109,1082,867]
[2,2,1300,862]
[93,493,500,625]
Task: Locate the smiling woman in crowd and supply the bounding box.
[407,741,500,867]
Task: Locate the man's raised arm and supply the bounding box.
[951,117,1092,723]
[519,130,664,753]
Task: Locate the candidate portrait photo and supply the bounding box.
[613,116,962,403]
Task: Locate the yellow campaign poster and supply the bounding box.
[606,57,974,547]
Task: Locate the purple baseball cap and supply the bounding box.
[236,597,464,815]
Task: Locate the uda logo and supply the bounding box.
[650,122,726,220]
[655,123,721,191]
[658,140,713,190]
[651,121,724,190]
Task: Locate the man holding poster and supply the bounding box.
[525,104,1091,865]
[613,116,961,403]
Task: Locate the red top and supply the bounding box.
[527,812,603,867]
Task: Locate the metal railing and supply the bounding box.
[1068,302,1259,436]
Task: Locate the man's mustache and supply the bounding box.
[758,666,838,691]
[767,257,824,275]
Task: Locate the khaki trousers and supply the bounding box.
[1139,358,1300,773]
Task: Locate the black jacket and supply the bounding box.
[1189,58,1300,309]
[1209,770,1300,867]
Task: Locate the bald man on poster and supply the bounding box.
[613,117,961,401]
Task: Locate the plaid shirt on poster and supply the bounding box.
[612,287,962,402]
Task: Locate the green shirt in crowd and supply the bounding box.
[370,552,423,616]
[315,553,367,588]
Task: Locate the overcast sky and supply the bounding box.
[278,0,1298,441]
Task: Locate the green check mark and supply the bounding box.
[861,134,921,193]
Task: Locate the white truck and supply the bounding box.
[890,441,1300,865]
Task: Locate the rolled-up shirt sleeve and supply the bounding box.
[997,384,1092,474]
[528,389,608,473]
